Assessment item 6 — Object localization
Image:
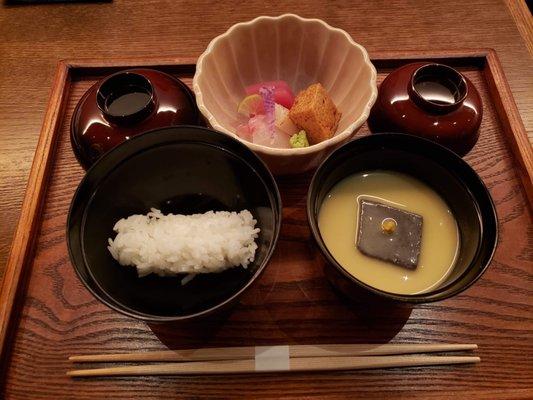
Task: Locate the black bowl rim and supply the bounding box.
[306,132,498,304]
[67,125,283,322]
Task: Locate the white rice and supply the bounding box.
[107,208,260,279]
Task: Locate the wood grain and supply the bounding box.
[504,0,533,55]
[0,61,70,366]
[484,50,533,204]
[0,54,531,399]
[0,0,533,283]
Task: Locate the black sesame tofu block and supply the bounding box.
[356,199,423,269]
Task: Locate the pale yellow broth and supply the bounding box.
[318,171,459,295]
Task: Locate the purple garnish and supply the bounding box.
[259,86,275,138]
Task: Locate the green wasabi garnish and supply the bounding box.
[290,130,310,148]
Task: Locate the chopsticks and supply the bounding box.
[67,343,479,377]
[69,343,477,362]
[67,355,480,377]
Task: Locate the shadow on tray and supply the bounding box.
[148,284,412,349]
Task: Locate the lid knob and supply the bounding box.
[409,64,467,114]
[97,72,156,124]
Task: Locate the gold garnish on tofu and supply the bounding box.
[381,218,397,234]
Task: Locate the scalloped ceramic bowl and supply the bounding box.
[193,14,378,175]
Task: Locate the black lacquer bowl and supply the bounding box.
[68,126,282,322]
[307,133,498,304]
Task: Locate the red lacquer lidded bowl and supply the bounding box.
[368,63,482,156]
[71,68,199,168]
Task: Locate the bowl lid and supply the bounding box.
[70,68,199,169]
[368,63,483,156]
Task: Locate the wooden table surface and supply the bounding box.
[0,1,531,398]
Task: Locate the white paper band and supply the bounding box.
[254,345,290,371]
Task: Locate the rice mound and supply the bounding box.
[107,208,260,277]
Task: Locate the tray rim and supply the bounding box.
[0,49,531,369]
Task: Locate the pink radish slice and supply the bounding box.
[248,115,269,144]
[267,129,291,148]
[236,123,252,142]
[249,115,290,148]
[245,80,295,109]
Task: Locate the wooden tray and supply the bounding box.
[1,50,532,399]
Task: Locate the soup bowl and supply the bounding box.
[307,133,498,303]
[67,126,282,322]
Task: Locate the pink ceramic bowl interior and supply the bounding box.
[193,14,378,174]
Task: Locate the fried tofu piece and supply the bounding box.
[289,83,341,145]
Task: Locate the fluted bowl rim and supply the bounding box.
[193,14,378,156]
